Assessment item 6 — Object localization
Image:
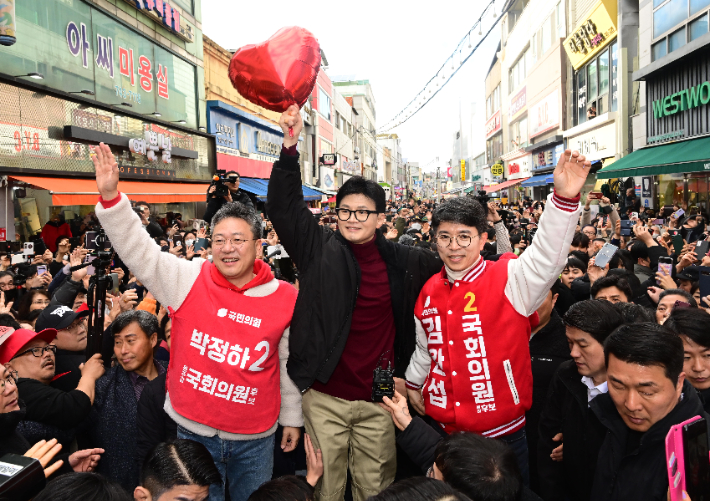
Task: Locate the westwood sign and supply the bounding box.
[652,81,710,119]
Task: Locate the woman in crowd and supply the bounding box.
[16,289,51,320]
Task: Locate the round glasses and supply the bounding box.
[335,208,379,223]
[435,234,480,248]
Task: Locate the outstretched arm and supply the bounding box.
[90,143,202,309]
[506,150,588,316]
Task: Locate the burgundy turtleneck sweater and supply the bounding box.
[311,236,396,401]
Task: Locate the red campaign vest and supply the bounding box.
[417,256,533,437]
[168,261,298,434]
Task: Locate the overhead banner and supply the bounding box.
[563,0,617,70]
[529,91,560,138]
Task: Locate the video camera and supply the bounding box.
[212,170,238,198]
[472,190,490,205]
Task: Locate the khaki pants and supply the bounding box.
[303,389,396,501]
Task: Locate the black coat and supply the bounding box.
[135,372,176,468]
[590,380,710,501]
[203,187,254,223]
[266,150,441,390]
[536,360,607,501]
[526,311,571,495]
[86,360,167,492]
[397,416,542,501]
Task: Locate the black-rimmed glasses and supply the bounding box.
[335,208,379,222]
[12,345,57,359]
[0,369,17,391]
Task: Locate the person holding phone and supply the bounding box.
[590,324,710,501]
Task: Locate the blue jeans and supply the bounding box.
[177,426,275,501]
[499,428,530,488]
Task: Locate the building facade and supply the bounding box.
[333,80,378,182]
[0,0,213,241]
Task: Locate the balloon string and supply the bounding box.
[289,127,294,137]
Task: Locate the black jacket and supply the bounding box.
[526,311,571,495]
[144,218,163,239]
[266,150,441,391]
[136,372,176,468]
[537,360,607,501]
[17,377,92,429]
[203,187,254,223]
[590,380,710,501]
[397,416,542,501]
[86,360,167,492]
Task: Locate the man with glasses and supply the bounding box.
[404,149,589,485]
[89,143,302,501]
[0,325,104,447]
[267,106,442,500]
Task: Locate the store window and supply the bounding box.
[318,87,331,122]
[486,84,501,118]
[652,0,710,60]
[508,50,529,94]
[574,41,618,125]
[486,134,503,160]
[657,174,686,207]
[688,174,709,211]
[509,116,528,150]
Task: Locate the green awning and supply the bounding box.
[596,136,710,179]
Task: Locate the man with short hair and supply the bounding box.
[629,241,652,283]
[91,142,302,501]
[203,171,255,223]
[591,275,632,303]
[268,106,442,500]
[590,323,710,500]
[1,326,104,447]
[134,439,222,501]
[86,310,166,492]
[405,149,589,482]
[656,288,697,324]
[134,202,164,239]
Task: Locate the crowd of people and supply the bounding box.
[0,104,709,501]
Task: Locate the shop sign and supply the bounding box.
[529,91,559,137]
[128,130,172,163]
[533,144,564,171]
[460,159,466,180]
[211,108,284,163]
[320,166,335,190]
[652,83,710,119]
[341,160,359,174]
[321,153,337,166]
[471,175,481,181]
[485,110,501,139]
[121,0,194,43]
[563,0,617,70]
[491,163,504,176]
[506,154,531,180]
[647,130,685,144]
[256,131,280,156]
[0,122,61,158]
[0,228,6,242]
[567,122,616,162]
[509,87,527,120]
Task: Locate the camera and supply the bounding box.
[471,190,490,205]
[133,207,144,217]
[212,170,238,198]
[371,360,395,403]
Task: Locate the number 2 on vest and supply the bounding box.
[464,292,477,312]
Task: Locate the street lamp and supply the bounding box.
[68,89,95,96]
[14,72,44,80]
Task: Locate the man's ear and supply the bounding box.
[150,332,158,349]
[134,486,152,501]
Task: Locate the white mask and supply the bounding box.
[185,239,195,247]
[63,254,69,261]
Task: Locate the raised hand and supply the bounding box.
[553,150,591,199]
[279,104,302,148]
[90,143,119,201]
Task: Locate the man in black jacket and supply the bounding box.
[537,300,624,501]
[134,201,164,239]
[267,105,441,500]
[590,323,710,501]
[203,171,254,223]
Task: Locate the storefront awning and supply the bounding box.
[483,177,529,193]
[520,174,552,187]
[9,176,208,205]
[240,177,322,202]
[596,136,710,179]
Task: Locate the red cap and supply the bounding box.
[0,326,58,364]
[76,303,89,313]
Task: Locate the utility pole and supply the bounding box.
[436,166,441,204]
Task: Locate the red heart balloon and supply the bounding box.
[228,27,321,113]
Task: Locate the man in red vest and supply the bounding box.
[90,143,302,501]
[404,149,589,485]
